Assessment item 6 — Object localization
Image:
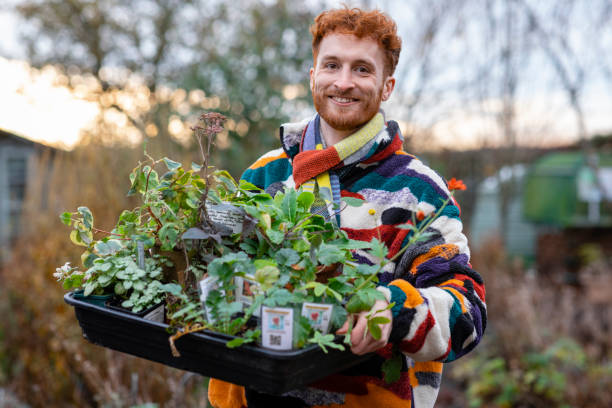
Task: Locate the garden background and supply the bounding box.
[1,0,611,407]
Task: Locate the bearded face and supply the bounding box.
[312,76,384,131]
[310,33,394,134]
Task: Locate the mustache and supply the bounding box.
[312,82,361,99]
[325,90,361,99]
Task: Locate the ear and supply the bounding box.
[309,67,315,92]
[381,76,395,101]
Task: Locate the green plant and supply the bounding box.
[453,338,603,408]
[57,133,219,312]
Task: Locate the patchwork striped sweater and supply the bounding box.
[213,118,486,408]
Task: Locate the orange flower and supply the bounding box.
[416,211,425,221]
[448,177,466,191]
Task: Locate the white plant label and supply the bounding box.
[198,276,219,322]
[137,241,146,270]
[143,304,165,323]
[235,275,261,317]
[261,306,293,350]
[301,302,333,334]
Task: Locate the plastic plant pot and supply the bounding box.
[64,292,372,394]
[72,289,113,308]
[105,298,165,323]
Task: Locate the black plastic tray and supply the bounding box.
[64,292,371,394]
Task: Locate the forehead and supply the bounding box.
[315,33,385,68]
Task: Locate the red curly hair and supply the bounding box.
[310,7,402,78]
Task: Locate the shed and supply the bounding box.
[0,129,49,262]
[522,151,612,280]
[523,151,612,227]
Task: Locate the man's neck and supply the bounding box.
[319,118,357,146]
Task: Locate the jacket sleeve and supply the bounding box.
[376,179,487,363]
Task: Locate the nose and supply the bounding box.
[333,66,355,92]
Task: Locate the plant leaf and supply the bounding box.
[163,157,182,171]
[77,207,94,229]
[296,191,315,210]
[317,244,345,265]
[60,212,72,226]
[382,351,403,384]
[266,229,284,245]
[275,248,300,266]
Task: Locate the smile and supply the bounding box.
[329,96,358,104]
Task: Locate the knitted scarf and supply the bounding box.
[292,112,403,223]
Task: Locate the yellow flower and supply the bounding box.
[368,208,376,215]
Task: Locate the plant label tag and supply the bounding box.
[261,306,293,350]
[143,304,165,323]
[301,302,333,334]
[235,275,261,317]
[206,203,244,234]
[198,276,219,323]
[137,241,146,270]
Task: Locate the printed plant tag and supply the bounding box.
[137,241,146,270]
[301,302,333,334]
[143,303,165,323]
[261,306,293,350]
[235,275,261,317]
[198,276,219,322]
[205,202,245,234]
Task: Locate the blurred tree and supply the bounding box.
[13,0,317,176]
[180,0,316,175]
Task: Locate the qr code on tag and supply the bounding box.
[269,334,282,346]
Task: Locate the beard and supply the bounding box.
[312,81,383,132]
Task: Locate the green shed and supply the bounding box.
[523,152,612,227]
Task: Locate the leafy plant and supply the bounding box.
[56,111,459,378]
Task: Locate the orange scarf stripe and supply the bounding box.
[248,151,288,170]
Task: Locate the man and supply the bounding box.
[209,7,486,408]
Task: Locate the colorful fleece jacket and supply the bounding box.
[209,116,486,408]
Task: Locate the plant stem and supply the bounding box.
[147,207,163,231]
[353,197,452,293]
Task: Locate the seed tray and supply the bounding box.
[64,292,371,394]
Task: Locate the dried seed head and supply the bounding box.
[200,112,227,135]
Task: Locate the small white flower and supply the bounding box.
[54,262,73,281]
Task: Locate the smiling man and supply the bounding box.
[209,7,486,408]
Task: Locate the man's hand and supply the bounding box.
[336,299,392,355]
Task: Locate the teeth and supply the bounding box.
[332,97,355,103]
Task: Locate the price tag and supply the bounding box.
[301,302,333,334]
[261,306,293,350]
[206,203,245,234]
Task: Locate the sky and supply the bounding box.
[1,0,611,150]
[0,4,100,148]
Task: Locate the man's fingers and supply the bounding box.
[350,315,368,348]
[336,319,349,335]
